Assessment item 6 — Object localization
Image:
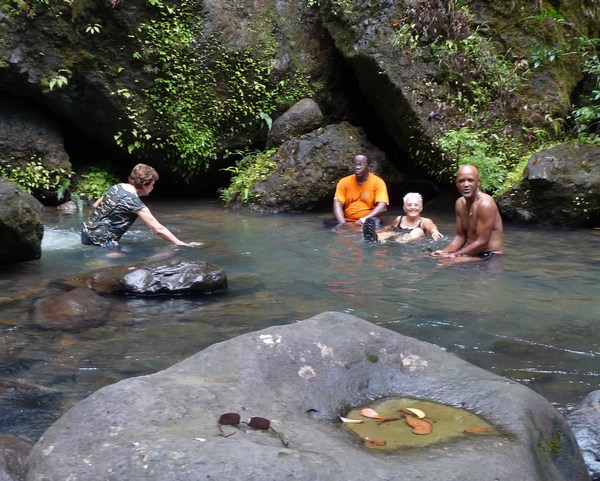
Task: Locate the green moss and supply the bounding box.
[113,0,315,181]
[367,354,379,363]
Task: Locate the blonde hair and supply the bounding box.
[129,163,159,189]
[403,192,423,206]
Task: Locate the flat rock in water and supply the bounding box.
[26,312,588,481]
[53,258,228,296]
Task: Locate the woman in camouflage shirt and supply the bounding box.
[82,163,201,247]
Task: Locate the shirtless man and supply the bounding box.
[431,165,503,260]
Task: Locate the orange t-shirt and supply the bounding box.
[334,173,389,222]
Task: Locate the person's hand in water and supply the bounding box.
[183,241,205,247]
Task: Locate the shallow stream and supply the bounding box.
[1,199,599,441]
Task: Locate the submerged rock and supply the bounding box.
[31,287,111,330]
[0,379,62,442]
[26,312,587,481]
[0,434,33,481]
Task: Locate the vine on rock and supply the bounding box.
[114,0,313,181]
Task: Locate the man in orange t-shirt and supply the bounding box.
[333,153,389,229]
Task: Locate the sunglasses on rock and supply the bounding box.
[218,412,289,447]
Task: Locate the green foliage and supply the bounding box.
[114,0,314,180]
[390,23,420,54]
[389,1,527,124]
[43,68,71,91]
[389,0,533,192]
[85,23,102,35]
[218,149,277,205]
[434,127,524,195]
[0,158,71,200]
[0,0,73,18]
[528,9,600,141]
[72,167,119,202]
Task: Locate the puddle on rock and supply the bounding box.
[342,397,500,450]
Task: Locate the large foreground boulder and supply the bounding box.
[26,312,587,481]
[0,179,44,265]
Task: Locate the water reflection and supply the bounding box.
[1,200,599,441]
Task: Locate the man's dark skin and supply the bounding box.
[431,165,503,261]
[333,154,388,228]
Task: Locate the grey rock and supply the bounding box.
[120,259,228,296]
[54,258,228,296]
[0,94,71,183]
[0,179,44,265]
[267,98,324,148]
[247,121,405,212]
[26,312,588,481]
[568,390,600,480]
[498,144,600,227]
[0,434,33,481]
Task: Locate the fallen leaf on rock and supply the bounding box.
[360,408,381,419]
[404,407,426,419]
[398,407,426,419]
[340,416,364,424]
[376,417,401,425]
[365,437,386,446]
[405,414,432,435]
[464,427,492,434]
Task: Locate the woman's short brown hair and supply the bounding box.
[128,163,159,189]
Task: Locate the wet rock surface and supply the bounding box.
[26,312,587,481]
[568,390,600,480]
[31,287,111,330]
[0,434,33,481]
[54,258,228,296]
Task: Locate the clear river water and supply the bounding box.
[1,199,599,441]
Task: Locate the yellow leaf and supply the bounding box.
[404,407,426,419]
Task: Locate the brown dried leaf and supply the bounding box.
[376,417,401,425]
[464,427,492,434]
[365,437,386,446]
[360,408,381,419]
[405,414,432,435]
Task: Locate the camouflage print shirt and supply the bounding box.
[82,184,146,246]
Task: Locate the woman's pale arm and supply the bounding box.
[136,207,195,246]
[422,218,443,240]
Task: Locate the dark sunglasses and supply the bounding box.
[218,412,289,447]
